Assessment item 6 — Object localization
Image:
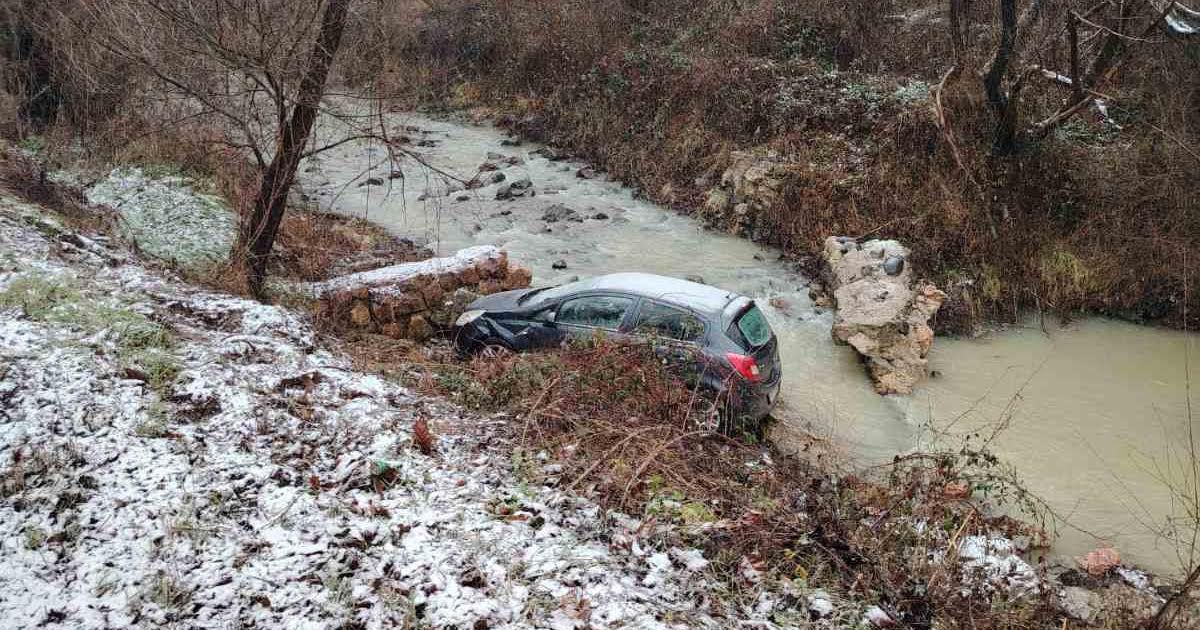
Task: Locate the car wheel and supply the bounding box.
[479,337,514,359]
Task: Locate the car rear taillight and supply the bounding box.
[725,353,762,382]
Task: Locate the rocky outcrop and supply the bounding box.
[700,150,791,238]
[823,237,945,395]
[310,246,531,341]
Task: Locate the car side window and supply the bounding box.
[556,295,634,330]
[634,301,705,342]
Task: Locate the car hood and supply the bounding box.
[467,287,538,313]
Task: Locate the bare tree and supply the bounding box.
[55,0,393,293]
[233,0,350,294]
[961,0,1200,154]
[1,1,60,131]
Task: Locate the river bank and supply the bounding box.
[2,162,1192,628]
[0,190,763,628]
[291,108,1200,578]
[361,1,1199,335]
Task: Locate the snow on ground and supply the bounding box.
[308,245,502,296]
[0,192,797,629]
[84,167,236,273]
[956,535,1040,596]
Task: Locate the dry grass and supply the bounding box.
[373,337,1169,628]
[272,209,428,282]
[0,146,112,233]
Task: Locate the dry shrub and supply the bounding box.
[0,145,112,233]
[0,87,22,139]
[272,209,427,282]
[431,338,726,437]
[1,0,142,136]
[368,0,1199,332]
[405,339,1113,627]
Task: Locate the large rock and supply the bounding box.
[310,246,531,340]
[824,237,946,395]
[1056,586,1100,623]
[540,204,581,223]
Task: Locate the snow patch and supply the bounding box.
[86,167,236,272]
[956,535,1040,595]
[307,244,502,296]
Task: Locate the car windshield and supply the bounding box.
[735,304,772,349]
[520,281,585,305]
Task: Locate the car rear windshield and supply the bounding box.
[733,304,772,349]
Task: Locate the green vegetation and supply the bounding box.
[133,402,175,438]
[0,274,80,319]
[145,573,192,611]
[645,479,718,525]
[122,348,181,394]
[17,136,44,154]
[22,525,46,550]
[1,272,181,393]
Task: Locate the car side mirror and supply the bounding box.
[536,309,557,326]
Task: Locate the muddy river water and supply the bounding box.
[301,112,1200,575]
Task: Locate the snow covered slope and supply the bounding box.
[0,193,738,629]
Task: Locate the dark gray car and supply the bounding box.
[452,273,782,423]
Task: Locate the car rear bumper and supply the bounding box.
[734,376,781,421]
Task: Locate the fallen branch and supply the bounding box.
[931,66,982,192]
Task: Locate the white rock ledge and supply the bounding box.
[823,236,946,395]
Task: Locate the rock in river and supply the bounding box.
[495,176,534,200]
[823,237,946,395]
[541,204,581,223]
[531,146,565,161]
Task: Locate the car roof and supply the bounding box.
[569,272,741,315]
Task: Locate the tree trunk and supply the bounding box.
[1084,3,1133,88]
[983,0,1018,154]
[949,0,970,60]
[1068,11,1083,102]
[233,0,351,295]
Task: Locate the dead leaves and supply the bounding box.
[413,417,436,455]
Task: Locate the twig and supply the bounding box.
[520,376,561,446]
[931,66,982,192]
[567,425,670,491]
[619,431,709,507]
